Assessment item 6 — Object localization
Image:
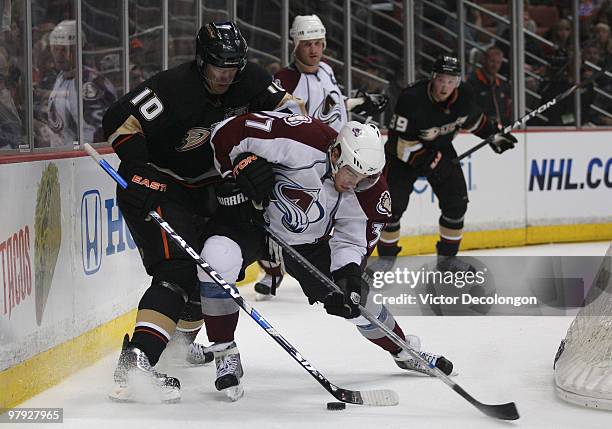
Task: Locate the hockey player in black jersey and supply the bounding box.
[103,22,295,403]
[377,55,517,270]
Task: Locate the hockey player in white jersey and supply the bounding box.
[47,20,116,147]
[193,111,452,400]
[251,14,389,300]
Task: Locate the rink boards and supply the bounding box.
[0,130,611,407]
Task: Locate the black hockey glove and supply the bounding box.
[215,180,265,225]
[324,263,364,319]
[489,133,517,154]
[351,90,389,117]
[407,147,443,177]
[117,161,167,219]
[232,152,275,206]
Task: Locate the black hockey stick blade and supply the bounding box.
[456,385,519,420]
[260,222,520,420]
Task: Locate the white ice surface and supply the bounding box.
[17,241,612,429]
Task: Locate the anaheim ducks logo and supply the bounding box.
[313,89,342,126]
[176,127,210,152]
[376,190,392,216]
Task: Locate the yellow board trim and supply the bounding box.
[379,222,612,256]
[0,309,137,409]
[0,263,261,408]
[3,222,609,407]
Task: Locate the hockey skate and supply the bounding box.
[211,341,244,401]
[109,334,181,403]
[392,335,454,376]
[186,341,214,366]
[254,274,282,301]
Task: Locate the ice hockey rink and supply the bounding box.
[17,241,611,429]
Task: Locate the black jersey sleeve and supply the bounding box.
[243,62,287,112]
[459,82,497,139]
[102,72,176,163]
[388,86,419,141]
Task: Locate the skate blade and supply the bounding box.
[108,383,180,403]
[160,386,181,403]
[109,384,133,402]
[224,384,244,402]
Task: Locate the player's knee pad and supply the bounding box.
[198,235,243,284]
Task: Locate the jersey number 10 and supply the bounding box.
[130,87,164,121]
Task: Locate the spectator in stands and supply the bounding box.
[590,22,612,54]
[537,25,575,126]
[580,41,604,125]
[591,0,610,26]
[45,20,117,147]
[0,46,22,149]
[496,8,543,78]
[467,46,512,125]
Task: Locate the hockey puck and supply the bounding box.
[326,401,346,410]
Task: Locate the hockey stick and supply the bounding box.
[83,144,398,407]
[260,223,520,420]
[453,67,609,163]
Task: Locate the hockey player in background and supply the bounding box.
[47,20,117,147]
[250,14,388,300]
[102,22,297,403]
[193,111,452,400]
[377,55,516,269]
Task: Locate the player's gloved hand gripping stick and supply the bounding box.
[84,143,397,407]
[259,222,520,421]
[454,66,611,164]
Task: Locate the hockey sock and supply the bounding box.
[131,281,187,366]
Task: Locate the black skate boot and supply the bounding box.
[254,274,283,301]
[109,334,181,403]
[211,341,244,401]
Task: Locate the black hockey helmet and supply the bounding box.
[431,55,461,77]
[195,22,248,77]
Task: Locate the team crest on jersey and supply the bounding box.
[419,115,468,141]
[175,127,210,152]
[283,114,312,127]
[271,174,325,233]
[313,89,342,126]
[376,190,392,216]
[82,82,100,100]
[47,99,64,133]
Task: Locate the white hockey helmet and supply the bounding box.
[49,20,83,46]
[331,121,385,191]
[290,15,326,49]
